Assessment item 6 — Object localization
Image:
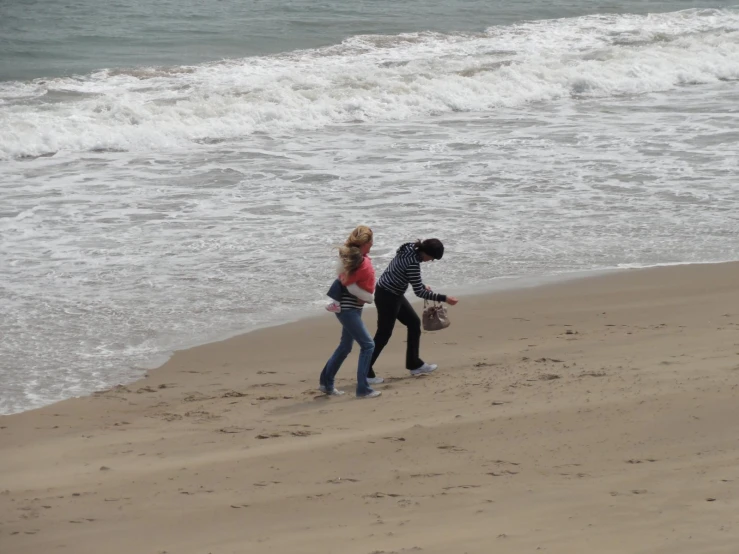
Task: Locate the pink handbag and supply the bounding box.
[422,300,450,331]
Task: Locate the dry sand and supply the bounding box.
[2,263,739,554]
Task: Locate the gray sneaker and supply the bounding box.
[319,385,346,395]
[410,363,438,376]
[367,377,384,385]
[357,390,381,399]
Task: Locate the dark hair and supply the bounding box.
[414,238,444,260]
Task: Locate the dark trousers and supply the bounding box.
[368,286,424,376]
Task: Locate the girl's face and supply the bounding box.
[360,239,373,255]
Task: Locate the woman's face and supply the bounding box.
[360,239,373,255]
[420,252,434,262]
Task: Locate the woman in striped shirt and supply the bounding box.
[318,226,382,399]
[367,239,459,383]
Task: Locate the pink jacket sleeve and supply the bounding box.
[353,257,375,293]
[340,256,375,293]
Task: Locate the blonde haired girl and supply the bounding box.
[319,226,381,399]
[326,225,375,312]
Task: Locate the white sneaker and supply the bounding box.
[410,363,438,376]
[319,385,345,395]
[357,390,381,399]
[367,377,384,385]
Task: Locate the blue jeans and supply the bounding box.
[319,309,375,396]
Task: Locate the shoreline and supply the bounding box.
[6,258,737,417]
[2,261,739,553]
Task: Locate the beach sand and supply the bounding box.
[2,263,739,554]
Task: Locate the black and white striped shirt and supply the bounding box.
[340,288,363,311]
[377,243,447,302]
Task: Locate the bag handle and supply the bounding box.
[424,298,443,309]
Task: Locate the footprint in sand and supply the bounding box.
[183,410,219,421]
[290,430,317,437]
[437,445,466,453]
[183,392,213,402]
[221,390,247,398]
[364,492,402,499]
[579,371,607,378]
[155,413,183,422]
[610,490,649,496]
[218,427,254,434]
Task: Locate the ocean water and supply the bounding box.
[1,2,739,414]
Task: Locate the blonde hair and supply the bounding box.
[338,225,373,275]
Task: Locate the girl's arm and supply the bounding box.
[347,283,374,303]
[352,258,376,293]
[341,258,375,292]
[408,263,446,302]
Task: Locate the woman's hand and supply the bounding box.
[446,296,459,306]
